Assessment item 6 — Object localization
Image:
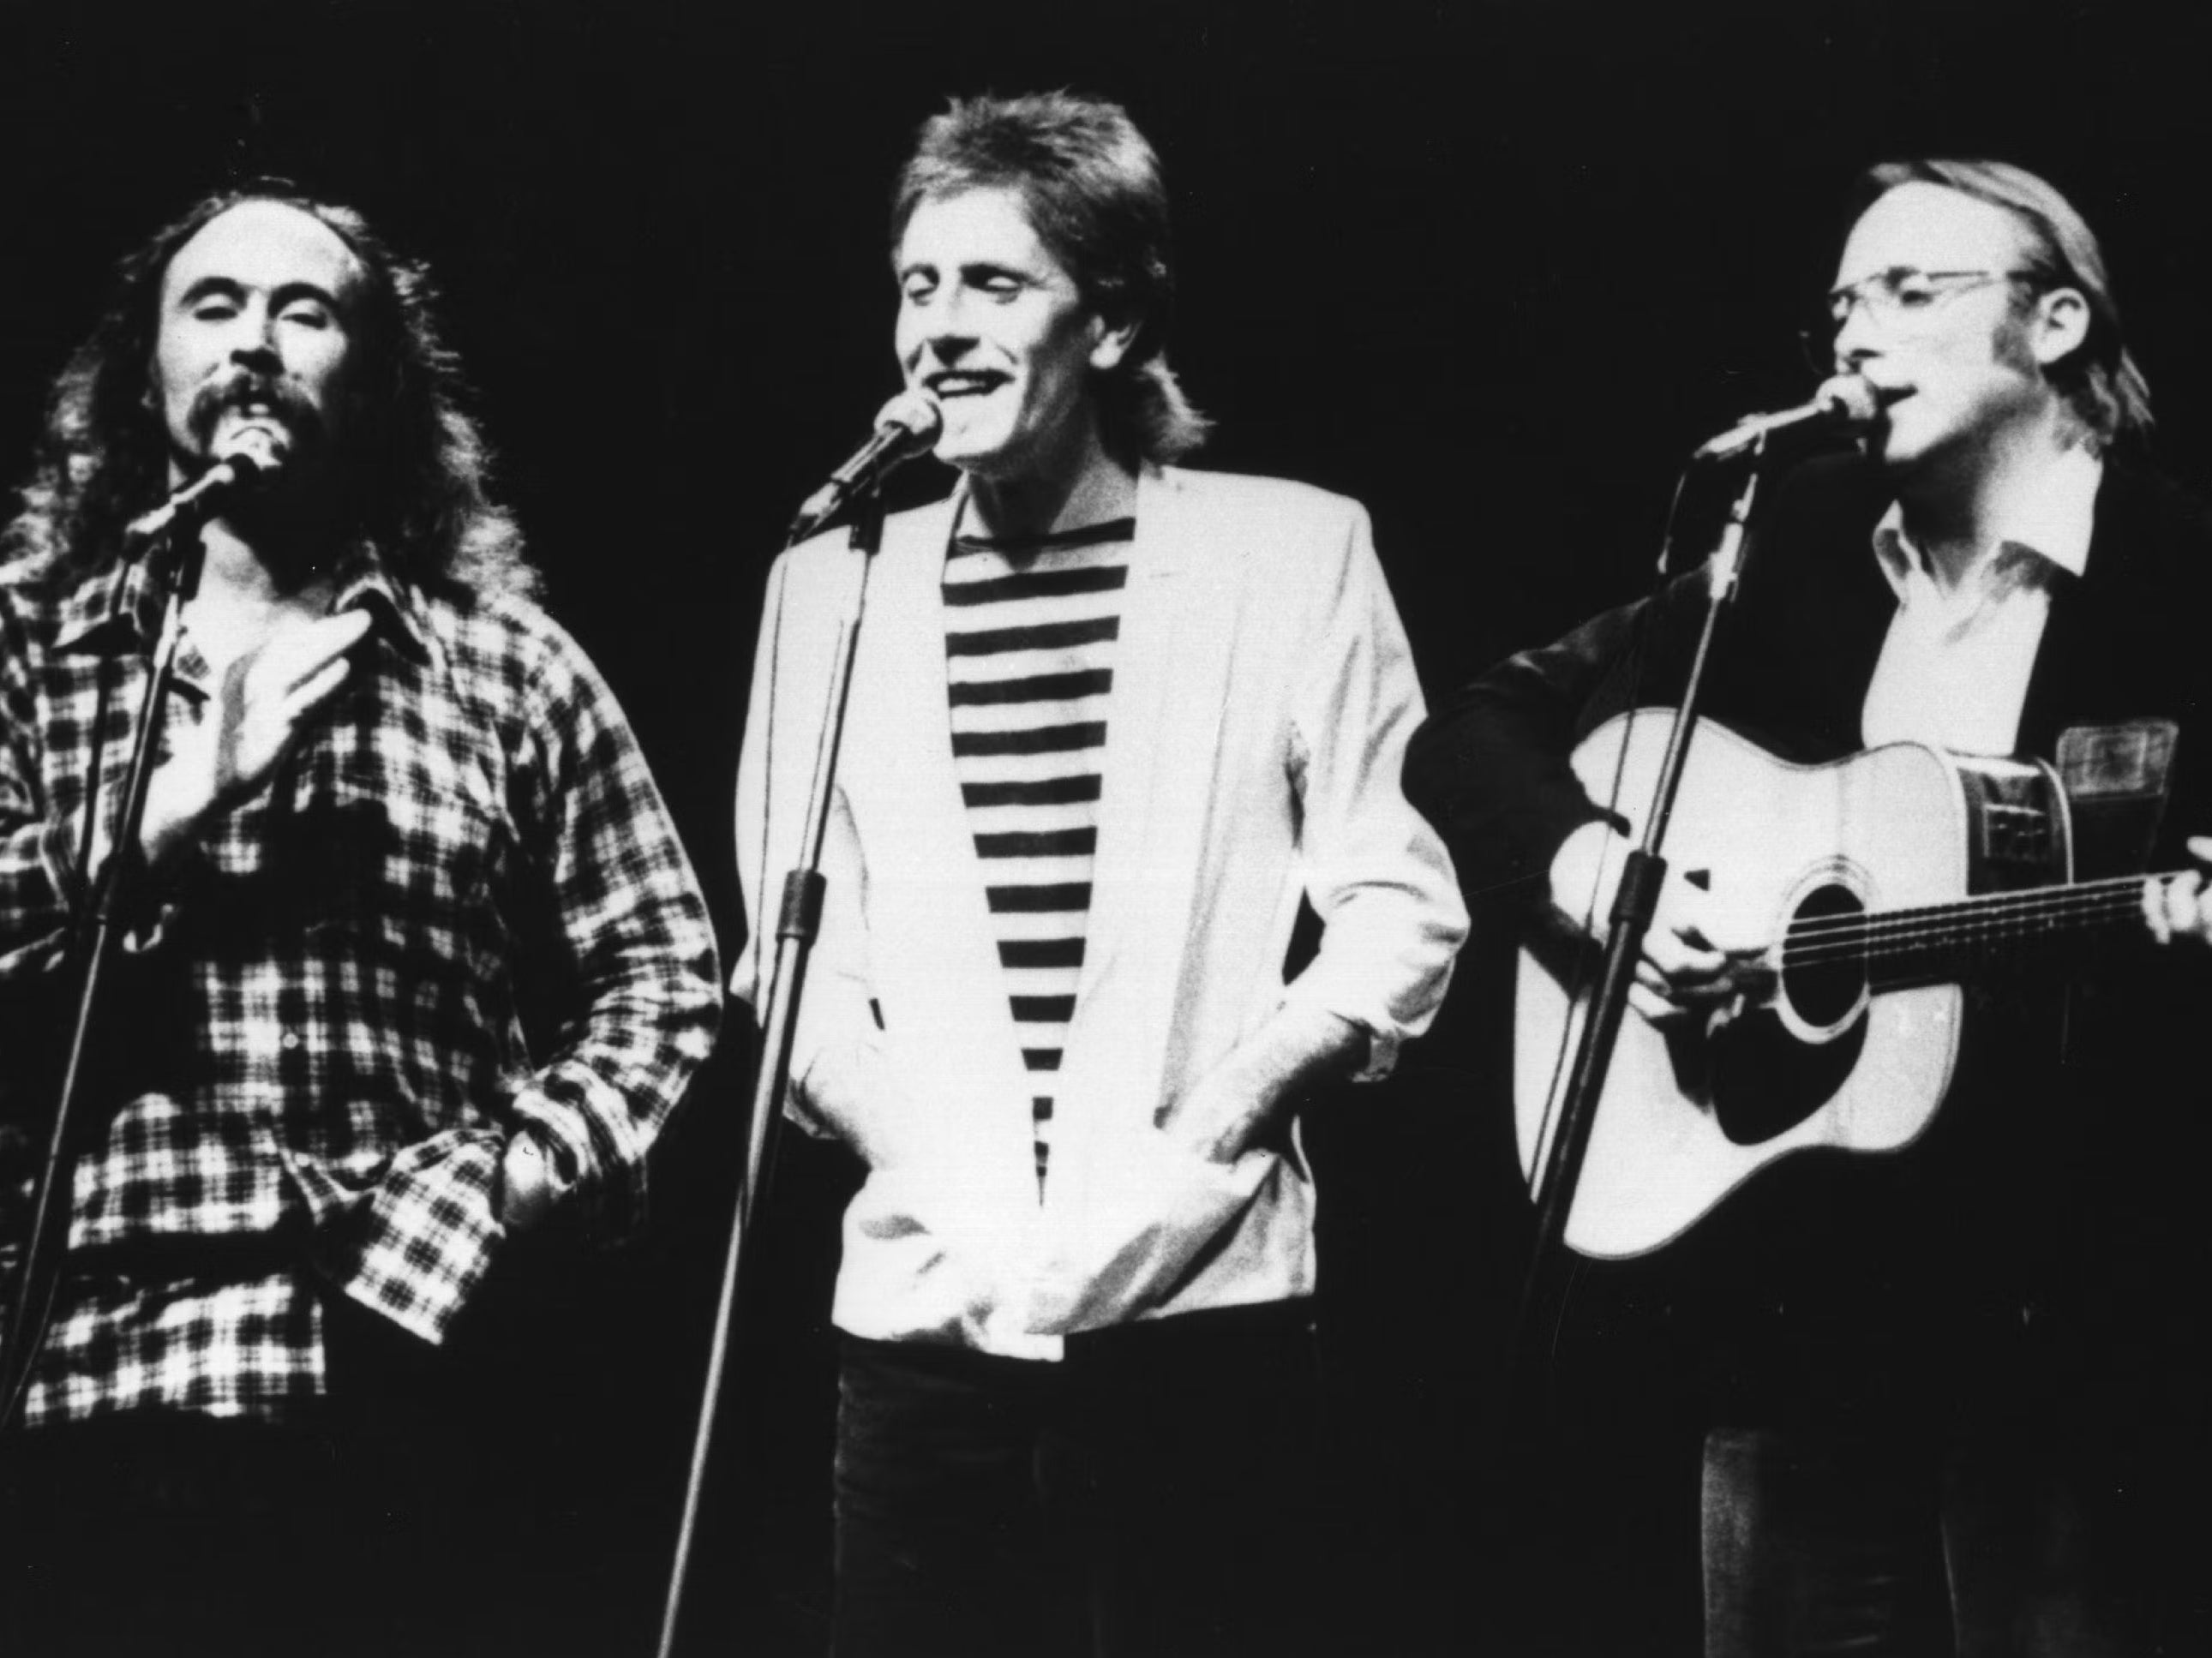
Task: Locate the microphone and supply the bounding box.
[1693,374,1882,463]
[126,434,281,542]
[786,391,944,545]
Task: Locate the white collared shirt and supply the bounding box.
[1860,446,2102,756]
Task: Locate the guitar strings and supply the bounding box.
[1787,897,2148,956]
[1783,874,2155,937]
[1778,876,2161,968]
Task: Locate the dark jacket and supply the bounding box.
[1406,452,2212,1431]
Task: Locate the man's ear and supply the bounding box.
[2030,286,2092,369]
[1089,312,1141,374]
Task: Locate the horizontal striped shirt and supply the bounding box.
[944,517,1133,1200]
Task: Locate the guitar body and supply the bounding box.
[1518,711,2071,1259]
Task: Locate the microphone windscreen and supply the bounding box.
[216,428,289,482]
[1818,374,1881,427]
[875,388,944,446]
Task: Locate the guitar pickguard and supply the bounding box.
[1662,877,1874,1148]
[1705,1005,1867,1146]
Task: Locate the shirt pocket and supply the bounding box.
[279,721,509,981]
[278,725,519,1140]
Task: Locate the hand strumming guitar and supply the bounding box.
[1548,820,1771,1027]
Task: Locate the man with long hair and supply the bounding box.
[1409,159,2212,1654]
[0,183,720,1655]
[733,93,1465,1655]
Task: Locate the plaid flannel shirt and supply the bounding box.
[0,542,720,1424]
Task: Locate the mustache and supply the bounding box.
[183,375,327,453]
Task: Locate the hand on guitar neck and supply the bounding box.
[2143,835,2212,947]
[1549,820,1772,1027]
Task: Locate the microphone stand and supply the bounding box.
[0,516,208,1440]
[656,490,886,1658]
[1512,436,1776,1362]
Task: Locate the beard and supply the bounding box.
[170,375,361,572]
[180,374,331,470]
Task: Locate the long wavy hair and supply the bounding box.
[3,181,534,600]
[893,92,1212,469]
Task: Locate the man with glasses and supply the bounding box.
[1406,159,2212,1654]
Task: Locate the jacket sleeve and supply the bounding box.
[1403,571,1709,913]
[1279,504,1470,1078]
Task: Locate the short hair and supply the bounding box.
[1850,159,2152,452]
[3,180,533,599]
[891,92,1211,467]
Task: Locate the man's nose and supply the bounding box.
[919,329,978,374]
[1831,297,1881,369]
[929,287,986,350]
[230,306,282,373]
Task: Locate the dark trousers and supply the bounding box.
[830,1299,1329,1658]
[2,1411,374,1658]
[0,1292,508,1658]
[1700,1426,2122,1658]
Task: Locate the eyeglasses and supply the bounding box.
[1799,266,2038,368]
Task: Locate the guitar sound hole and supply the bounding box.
[1706,881,1872,1147]
[1781,883,1867,1029]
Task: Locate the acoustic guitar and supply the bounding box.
[1519,709,2171,1259]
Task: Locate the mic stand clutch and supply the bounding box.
[0,516,210,1440]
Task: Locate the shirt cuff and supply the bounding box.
[305,1126,507,1345]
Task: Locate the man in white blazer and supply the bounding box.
[733,92,1466,1657]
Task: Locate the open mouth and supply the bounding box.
[190,376,311,449]
[927,372,1007,400]
[219,409,290,441]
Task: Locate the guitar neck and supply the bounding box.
[1783,872,2170,988]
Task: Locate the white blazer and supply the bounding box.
[734,465,1466,1358]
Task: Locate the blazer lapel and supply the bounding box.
[2020,464,2145,755]
[1059,467,1244,1140]
[841,488,1040,1179]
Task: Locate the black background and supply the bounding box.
[6,2,2211,1652]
